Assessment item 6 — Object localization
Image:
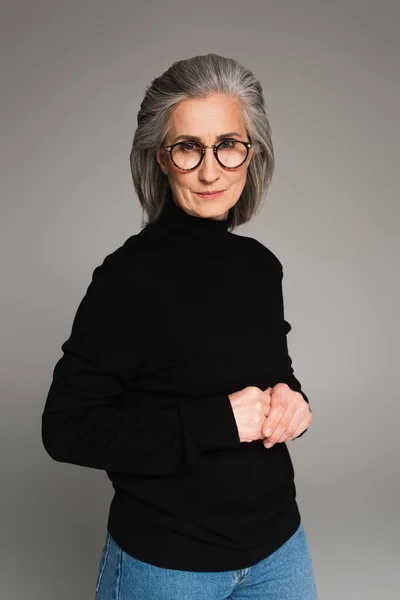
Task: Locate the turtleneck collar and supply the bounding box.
[151,189,233,236]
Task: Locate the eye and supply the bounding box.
[180,141,200,152]
[218,139,237,149]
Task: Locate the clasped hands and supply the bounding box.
[261,383,312,448]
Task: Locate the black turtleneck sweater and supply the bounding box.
[41,192,310,572]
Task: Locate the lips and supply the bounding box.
[195,190,226,198]
[197,190,225,195]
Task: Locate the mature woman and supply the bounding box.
[42,53,316,599]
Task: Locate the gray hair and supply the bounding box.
[130,53,275,231]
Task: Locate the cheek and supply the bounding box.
[228,173,247,191]
[176,174,198,192]
[168,172,187,193]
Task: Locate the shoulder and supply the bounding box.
[64,235,149,362]
[77,233,149,313]
[228,232,283,275]
[89,229,151,284]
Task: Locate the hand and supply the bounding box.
[261,383,312,448]
[229,386,272,443]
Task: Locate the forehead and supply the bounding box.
[168,94,246,137]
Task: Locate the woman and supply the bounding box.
[42,53,316,599]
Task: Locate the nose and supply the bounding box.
[197,146,220,181]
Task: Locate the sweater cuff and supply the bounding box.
[295,391,311,439]
[299,390,310,406]
[178,395,241,467]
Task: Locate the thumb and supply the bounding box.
[263,386,272,407]
[262,388,272,418]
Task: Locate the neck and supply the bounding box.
[151,189,233,237]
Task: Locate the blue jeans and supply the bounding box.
[95,522,318,599]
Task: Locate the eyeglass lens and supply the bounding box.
[171,141,248,169]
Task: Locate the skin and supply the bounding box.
[156,93,253,221]
[156,93,312,446]
[261,384,312,448]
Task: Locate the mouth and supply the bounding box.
[195,190,226,199]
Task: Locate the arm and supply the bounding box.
[278,261,311,439]
[41,257,241,475]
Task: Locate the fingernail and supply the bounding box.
[265,443,273,448]
[265,429,272,436]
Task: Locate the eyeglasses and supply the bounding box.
[162,138,253,171]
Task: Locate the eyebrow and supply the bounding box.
[171,132,243,143]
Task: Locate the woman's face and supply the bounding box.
[156,94,253,221]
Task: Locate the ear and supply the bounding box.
[156,147,169,175]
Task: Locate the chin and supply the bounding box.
[203,206,229,221]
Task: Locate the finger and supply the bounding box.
[261,389,272,419]
[289,416,311,440]
[276,413,303,442]
[261,403,285,438]
[271,392,309,442]
[264,422,286,448]
[285,402,312,441]
[263,387,272,407]
[264,408,297,447]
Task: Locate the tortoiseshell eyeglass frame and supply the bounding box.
[162,138,254,171]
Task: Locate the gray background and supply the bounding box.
[1,1,399,598]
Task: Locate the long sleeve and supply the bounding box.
[277,261,311,439]
[41,256,241,475]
